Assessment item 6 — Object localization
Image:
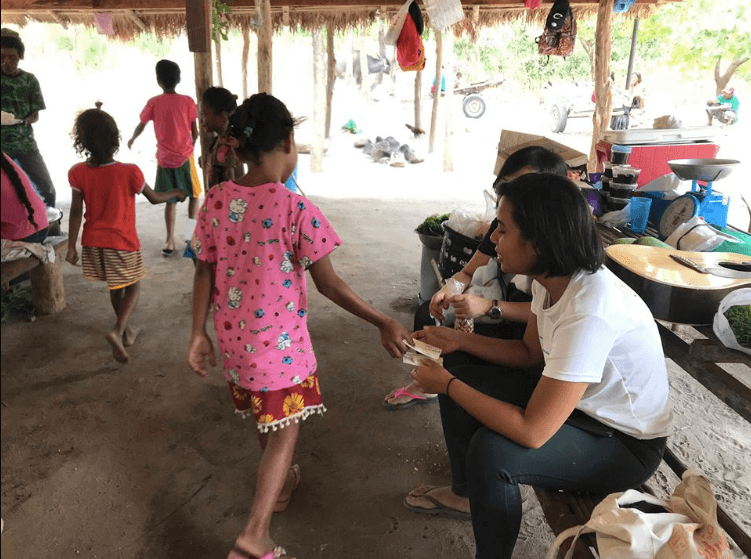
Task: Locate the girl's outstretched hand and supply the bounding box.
[65,246,79,266]
[188,333,217,377]
[413,326,462,355]
[410,359,453,395]
[379,317,412,358]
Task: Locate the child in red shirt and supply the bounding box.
[67,102,185,364]
[127,59,200,257]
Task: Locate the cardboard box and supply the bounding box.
[493,130,589,175]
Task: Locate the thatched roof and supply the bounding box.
[0,0,670,41]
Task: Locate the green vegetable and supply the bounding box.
[416,213,450,237]
[1,286,34,323]
[724,305,751,349]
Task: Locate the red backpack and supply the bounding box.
[397,12,426,71]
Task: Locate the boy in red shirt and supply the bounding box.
[127,59,200,257]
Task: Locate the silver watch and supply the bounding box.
[488,300,503,320]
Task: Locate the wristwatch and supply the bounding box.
[488,300,503,320]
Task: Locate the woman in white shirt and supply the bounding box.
[406,173,672,559]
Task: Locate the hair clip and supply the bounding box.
[244,126,253,137]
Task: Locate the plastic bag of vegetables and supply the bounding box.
[713,288,751,356]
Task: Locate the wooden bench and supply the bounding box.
[1,236,69,315]
[536,223,751,558]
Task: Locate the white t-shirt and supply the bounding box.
[531,267,672,439]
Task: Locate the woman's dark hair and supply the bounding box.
[229,93,303,167]
[493,146,568,197]
[156,59,181,89]
[501,173,604,277]
[72,102,120,166]
[203,86,238,115]
[1,152,38,228]
[0,34,25,59]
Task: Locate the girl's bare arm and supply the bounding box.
[65,190,84,265]
[188,259,217,376]
[308,255,411,357]
[141,183,186,205]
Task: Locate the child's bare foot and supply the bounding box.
[274,464,301,513]
[123,327,141,347]
[105,331,129,363]
[228,534,278,559]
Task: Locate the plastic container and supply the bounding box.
[611,144,632,164]
[629,197,652,234]
[603,162,615,179]
[609,182,638,198]
[601,177,613,192]
[604,193,630,211]
[438,225,481,279]
[416,232,444,304]
[612,165,641,184]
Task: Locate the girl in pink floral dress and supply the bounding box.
[188,93,411,559]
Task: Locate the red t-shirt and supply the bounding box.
[68,162,145,252]
[1,153,49,240]
[139,93,197,168]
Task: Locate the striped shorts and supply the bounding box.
[81,246,145,290]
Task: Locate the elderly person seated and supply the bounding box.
[706,87,740,125]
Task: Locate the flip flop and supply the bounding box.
[230,545,292,559]
[162,248,175,257]
[274,464,301,513]
[403,485,472,521]
[383,385,438,411]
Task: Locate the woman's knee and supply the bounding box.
[466,428,517,488]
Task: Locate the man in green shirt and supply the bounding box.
[1,28,57,209]
[706,87,740,126]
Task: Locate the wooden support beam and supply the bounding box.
[325,23,335,139]
[186,0,211,53]
[414,70,422,129]
[429,30,443,154]
[282,5,290,26]
[242,24,251,99]
[124,9,147,31]
[194,50,213,190]
[443,28,454,172]
[215,35,224,86]
[255,0,273,94]
[311,26,325,173]
[588,0,613,172]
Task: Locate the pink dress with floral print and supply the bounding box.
[194,181,341,401]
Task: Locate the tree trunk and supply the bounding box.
[429,31,443,154]
[589,0,614,173]
[325,24,335,139]
[215,36,223,87]
[242,24,250,99]
[359,37,368,101]
[255,0,272,94]
[311,27,325,173]
[714,56,749,95]
[443,29,455,173]
[581,39,595,81]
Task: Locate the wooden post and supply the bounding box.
[29,261,65,315]
[187,0,213,191]
[242,24,250,99]
[443,28,454,172]
[215,36,223,87]
[325,23,335,139]
[358,36,368,101]
[429,30,443,154]
[589,0,614,172]
[255,0,273,94]
[311,27,325,173]
[414,70,422,129]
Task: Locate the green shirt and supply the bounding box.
[1,70,46,154]
[717,94,740,113]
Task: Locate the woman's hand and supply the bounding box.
[188,333,217,377]
[450,294,493,320]
[410,360,453,395]
[414,326,462,355]
[428,288,451,322]
[379,317,412,358]
[65,246,79,265]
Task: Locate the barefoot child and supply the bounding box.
[127,59,200,257]
[188,93,411,559]
[66,102,186,363]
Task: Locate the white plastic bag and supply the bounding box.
[599,204,631,228]
[713,288,751,356]
[664,216,739,252]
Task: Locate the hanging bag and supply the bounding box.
[536,0,577,59]
[397,10,426,71]
[544,469,731,559]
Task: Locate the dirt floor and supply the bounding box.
[3,189,751,559]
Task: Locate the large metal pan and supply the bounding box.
[667,158,739,182]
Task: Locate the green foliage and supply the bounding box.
[132,32,172,59]
[725,305,751,348]
[416,213,451,236]
[1,286,34,323]
[212,0,232,43]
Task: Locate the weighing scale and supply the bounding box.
[657,158,739,239]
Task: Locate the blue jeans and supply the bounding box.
[438,358,666,559]
[8,149,57,208]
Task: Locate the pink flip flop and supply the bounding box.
[383,385,438,411]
